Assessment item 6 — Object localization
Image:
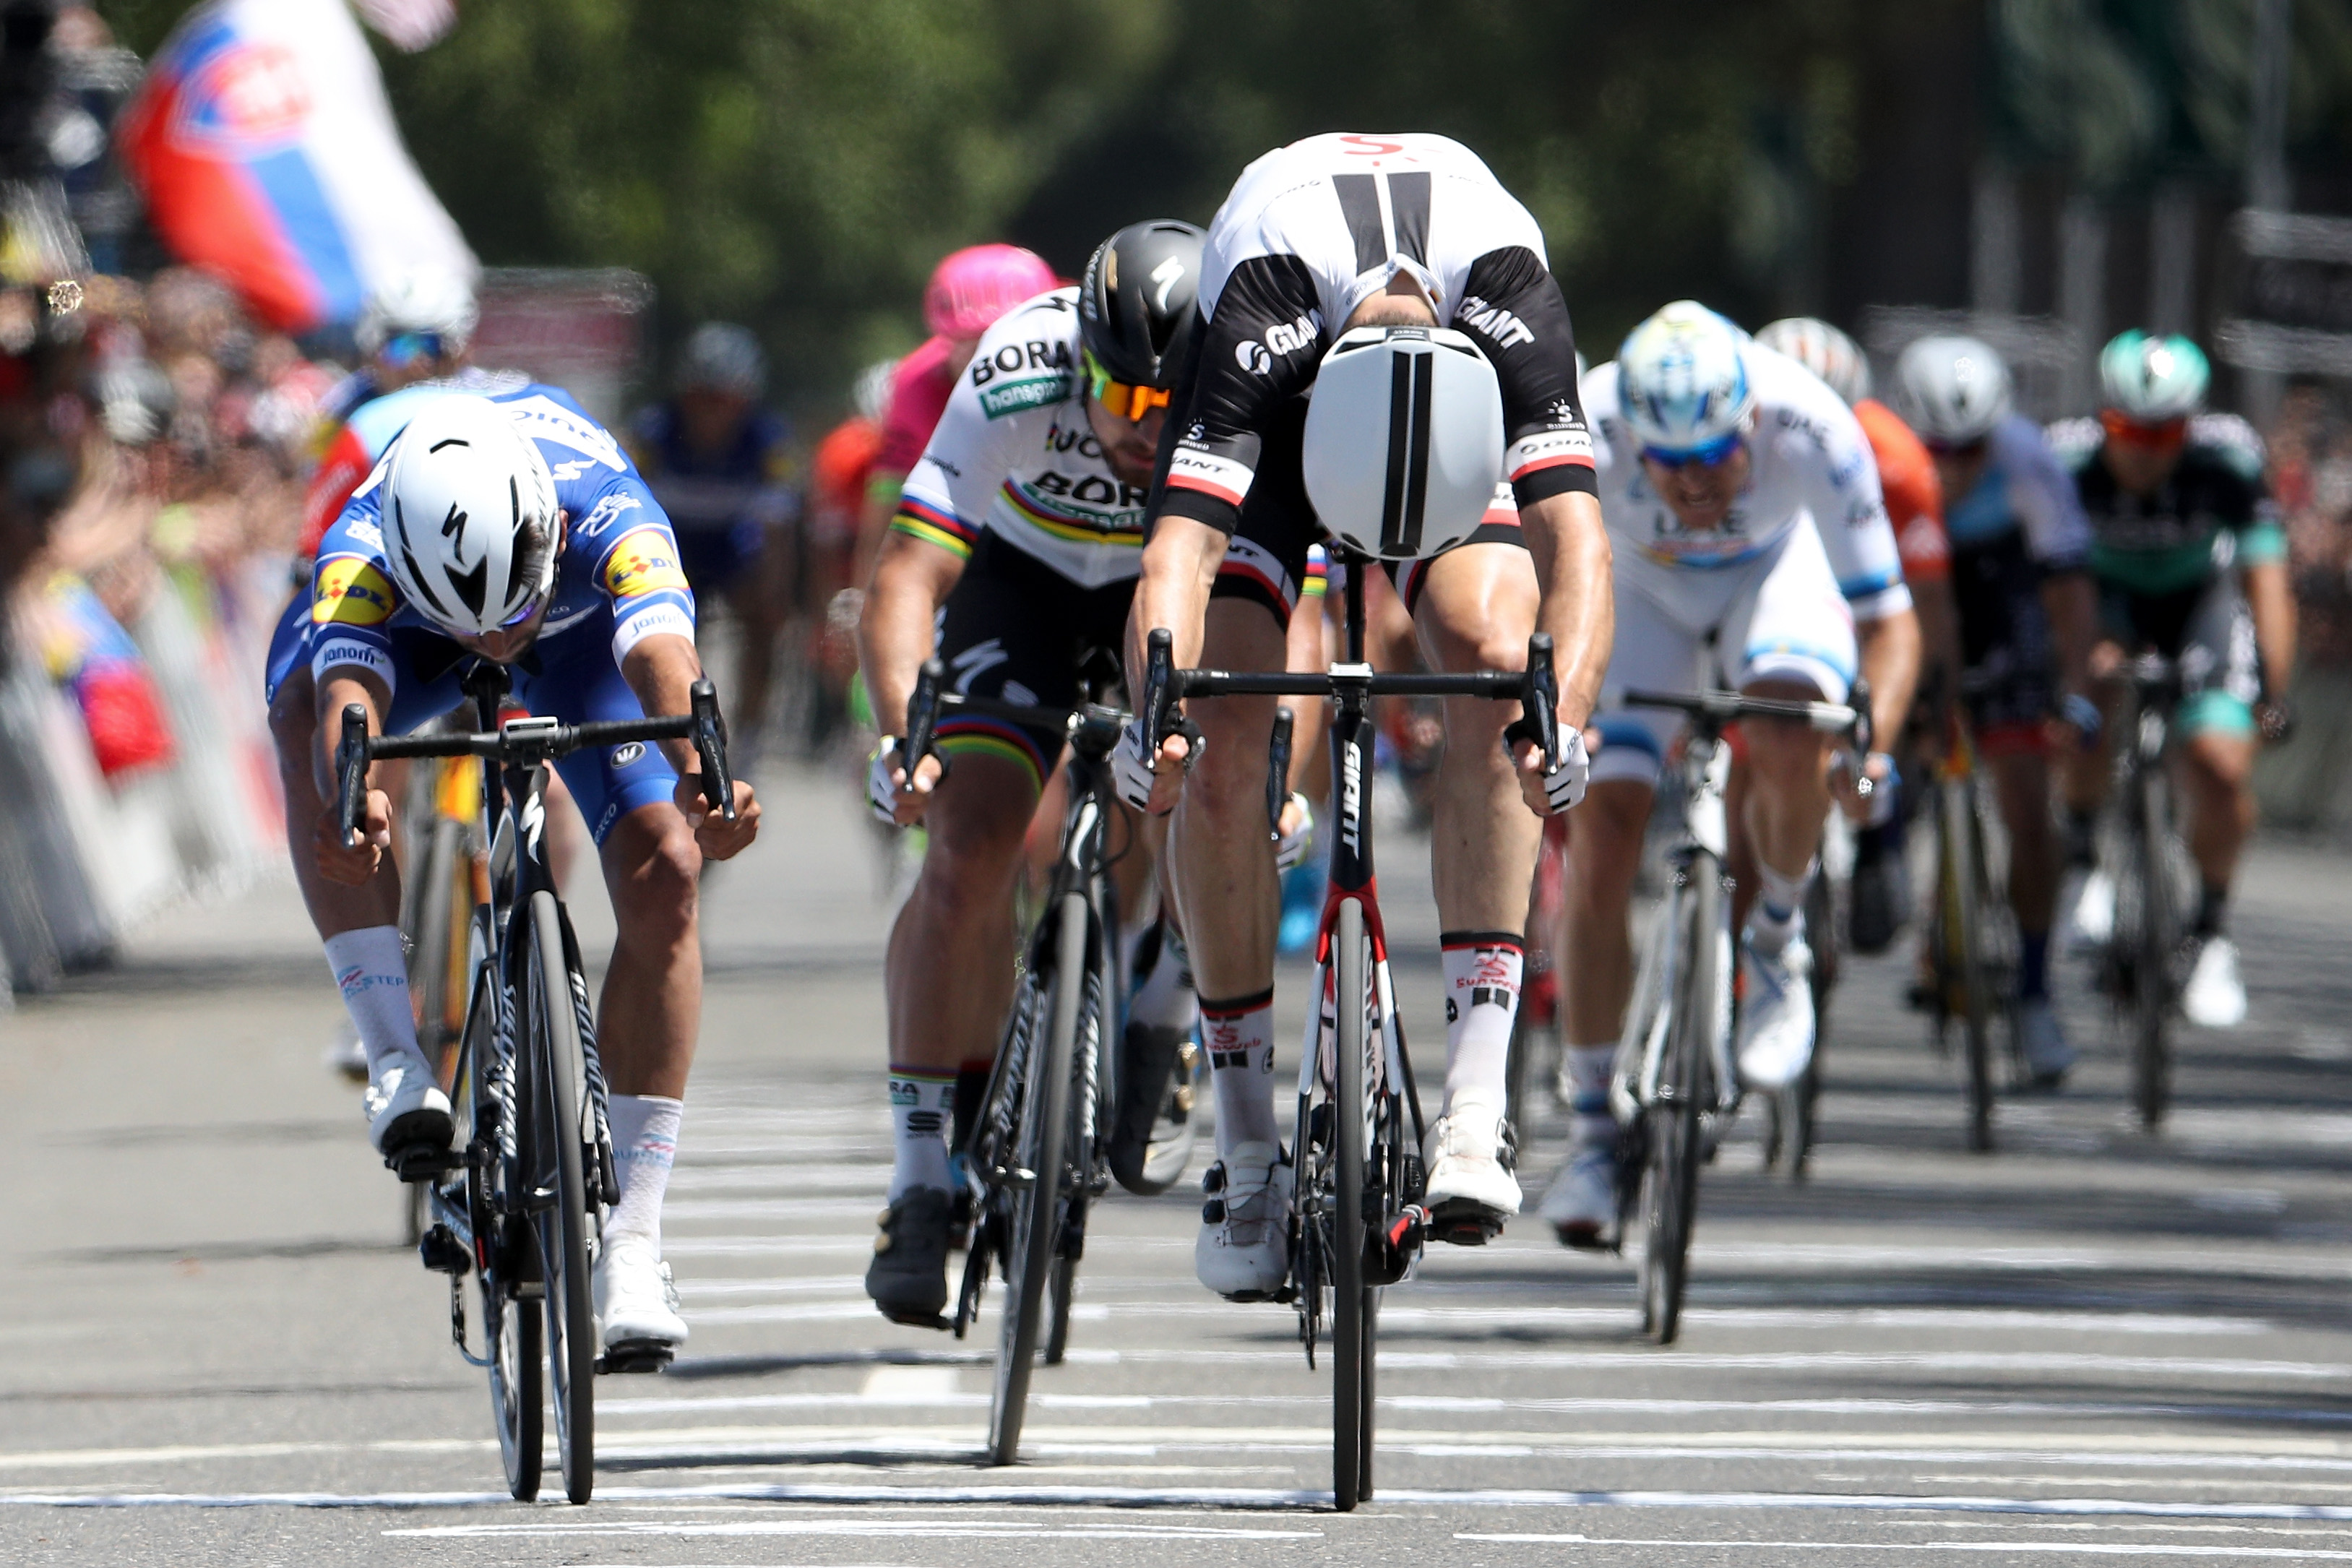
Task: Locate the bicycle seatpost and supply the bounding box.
[336,703,371,847]
[688,678,738,823]
[1267,707,1294,835]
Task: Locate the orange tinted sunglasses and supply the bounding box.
[2101,410,2187,451]
[1082,349,1172,422]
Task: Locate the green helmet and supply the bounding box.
[2098,331,2208,423]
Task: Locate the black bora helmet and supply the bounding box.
[1078,219,1206,392]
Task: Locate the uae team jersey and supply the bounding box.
[892,288,1153,590]
[306,382,696,694]
[1158,132,1595,536]
[1582,343,1911,621]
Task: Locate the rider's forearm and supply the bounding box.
[2244,559,2298,694]
[857,531,965,741]
[314,668,392,801]
[1127,516,1224,707]
[621,632,710,776]
[1519,490,1613,729]
[1855,603,1921,751]
[1281,578,1330,788]
[853,470,906,585]
[2041,569,2098,698]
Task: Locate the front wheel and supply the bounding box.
[1642,863,1717,1346]
[1330,897,1371,1508]
[2129,775,2174,1131]
[465,924,541,1502]
[529,891,597,1504]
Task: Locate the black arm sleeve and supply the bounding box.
[1150,254,1326,535]
[1455,246,1598,507]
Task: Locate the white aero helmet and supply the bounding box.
[356,266,479,358]
[2098,330,2208,423]
[1755,316,1872,405]
[381,394,561,637]
[1894,334,2012,446]
[1302,326,1504,562]
[1616,300,1755,457]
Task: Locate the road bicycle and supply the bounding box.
[336,664,735,1505]
[1762,808,1846,1181]
[2095,653,2192,1130]
[1608,687,1869,1345]
[899,661,1204,1465]
[1921,699,2018,1153]
[397,738,488,1244]
[1142,551,1561,1512]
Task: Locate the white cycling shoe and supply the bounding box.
[595,1234,689,1351]
[1421,1090,1520,1242]
[364,1051,452,1158]
[2016,996,2077,1087]
[1195,1140,1290,1301]
[2068,869,2115,955]
[1736,933,1816,1092]
[1538,1132,1619,1249]
[2183,936,2247,1029]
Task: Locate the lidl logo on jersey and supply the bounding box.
[602,527,689,598]
[980,374,1070,419]
[311,557,397,626]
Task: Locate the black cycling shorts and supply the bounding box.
[934,532,1131,789]
[1950,530,2055,751]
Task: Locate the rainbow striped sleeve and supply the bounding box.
[1301,549,1329,598]
[890,496,979,559]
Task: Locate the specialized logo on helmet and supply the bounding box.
[311,558,397,626]
[601,527,689,598]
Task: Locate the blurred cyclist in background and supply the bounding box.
[856,244,1058,585]
[1892,335,2098,1086]
[2050,332,2296,1030]
[629,323,798,772]
[1755,317,1953,955]
[805,360,895,751]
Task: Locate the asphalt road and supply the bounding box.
[6,762,2352,1566]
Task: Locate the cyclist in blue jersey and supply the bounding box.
[1892,336,2098,1085]
[265,387,760,1358]
[629,323,800,767]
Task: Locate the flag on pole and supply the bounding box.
[117,0,473,334]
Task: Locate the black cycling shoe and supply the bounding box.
[864,1186,953,1330]
[1848,822,1908,955]
[1109,1020,1192,1196]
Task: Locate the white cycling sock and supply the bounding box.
[887,1066,956,1201]
[1202,989,1280,1153]
[1130,922,1199,1036]
[1441,931,1523,1114]
[323,926,420,1079]
[1564,1041,1617,1147]
[1749,858,1815,955]
[606,1094,681,1253]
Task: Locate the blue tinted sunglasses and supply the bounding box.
[1641,431,1744,470]
[377,330,448,370]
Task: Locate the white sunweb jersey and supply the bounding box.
[1583,341,1913,622]
[890,288,1151,590]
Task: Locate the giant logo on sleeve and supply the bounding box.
[311,558,397,626]
[602,527,690,598]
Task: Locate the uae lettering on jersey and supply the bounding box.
[601,526,690,598]
[312,557,397,626]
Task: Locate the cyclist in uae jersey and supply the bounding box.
[855,225,1215,1327]
[1122,132,1615,1299]
[265,384,759,1358]
[1541,306,1921,1245]
[1892,335,2097,1085]
[2051,331,2294,1030]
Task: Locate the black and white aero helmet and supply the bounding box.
[1302,327,1505,562]
[380,394,561,637]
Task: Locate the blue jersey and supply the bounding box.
[627,401,797,535]
[306,382,697,695]
[1942,414,2093,568]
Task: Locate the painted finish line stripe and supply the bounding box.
[1460,1535,2352,1559]
[11,1483,2352,1520]
[1067,1348,2352,1380]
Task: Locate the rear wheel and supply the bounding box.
[529,892,597,1504]
[1643,863,1716,1346]
[1330,897,1371,1508]
[987,891,1085,1465]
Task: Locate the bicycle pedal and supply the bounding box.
[875,1305,952,1332]
[417,1223,470,1278]
[594,1339,674,1375]
[385,1142,461,1181]
[1424,1199,1505,1246]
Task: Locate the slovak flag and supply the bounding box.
[118,0,475,334]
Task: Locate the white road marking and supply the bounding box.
[385,1519,1323,1540]
[1061,1347,2352,1381]
[1459,1535,2352,1559]
[858,1366,960,1403]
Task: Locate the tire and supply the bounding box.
[1044,1254,1077,1366]
[2131,772,2174,1132]
[988,891,1085,1466]
[529,892,596,1504]
[1134,1041,1203,1194]
[1643,863,1715,1346]
[467,918,540,1503]
[1330,897,1371,1509]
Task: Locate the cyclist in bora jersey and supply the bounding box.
[858,223,1215,1327]
[265,388,760,1356]
[2052,332,2295,1029]
[1121,132,1614,1299]
[1891,335,2098,1084]
[1543,303,1922,1244]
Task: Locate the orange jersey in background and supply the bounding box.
[1855,396,1947,585]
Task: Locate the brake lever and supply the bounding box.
[689,679,738,823]
[1267,707,1294,837]
[905,656,946,784]
[1502,632,1560,773]
[1143,628,1204,759]
[336,703,371,848]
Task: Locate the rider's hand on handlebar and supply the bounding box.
[1834,750,1899,827]
[1274,791,1315,871]
[1113,717,1197,817]
[1510,725,1592,818]
[676,773,760,859]
[316,788,392,887]
[868,738,947,827]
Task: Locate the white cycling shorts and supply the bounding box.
[1591,517,1858,790]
